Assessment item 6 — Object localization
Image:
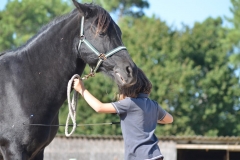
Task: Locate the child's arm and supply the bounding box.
[73,78,117,113]
[158,112,173,124]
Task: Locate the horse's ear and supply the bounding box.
[72,0,89,16]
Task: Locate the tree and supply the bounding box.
[227,0,240,68]
[172,18,240,136]
[119,15,240,136]
[0,0,71,51]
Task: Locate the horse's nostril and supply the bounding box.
[126,66,132,75]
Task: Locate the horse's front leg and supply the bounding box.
[0,147,4,160]
[31,114,59,160]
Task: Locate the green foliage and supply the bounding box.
[0,0,71,51]
[227,0,240,67]
[120,16,240,136]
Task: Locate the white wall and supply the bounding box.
[45,136,177,160]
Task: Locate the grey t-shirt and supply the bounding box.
[112,93,166,160]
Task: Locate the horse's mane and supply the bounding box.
[25,3,112,48]
[38,3,111,35]
[0,10,77,56]
[38,9,78,34]
[0,52,6,56]
[0,3,111,55]
[25,9,78,46]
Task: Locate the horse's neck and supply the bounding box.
[25,14,80,77]
[19,13,84,105]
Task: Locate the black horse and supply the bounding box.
[0,1,137,159]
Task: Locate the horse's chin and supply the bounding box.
[116,72,126,84]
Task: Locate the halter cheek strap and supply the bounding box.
[77,16,127,79]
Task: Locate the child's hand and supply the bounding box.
[73,78,85,95]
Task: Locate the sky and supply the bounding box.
[0,0,233,29]
[144,0,233,29]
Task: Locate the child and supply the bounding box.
[73,68,173,160]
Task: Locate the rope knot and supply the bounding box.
[99,53,106,60]
[81,69,95,80]
[80,35,85,40]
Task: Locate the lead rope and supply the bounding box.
[65,74,80,137]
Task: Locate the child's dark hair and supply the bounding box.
[118,68,152,98]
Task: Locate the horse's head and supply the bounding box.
[72,0,137,87]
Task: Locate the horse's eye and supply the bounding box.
[99,32,106,37]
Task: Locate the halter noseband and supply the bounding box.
[78,16,126,80]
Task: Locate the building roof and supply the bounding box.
[57,135,240,145]
[159,136,240,145]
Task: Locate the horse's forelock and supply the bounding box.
[72,3,111,35]
[97,9,111,34]
[90,5,111,34]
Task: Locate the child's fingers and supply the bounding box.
[72,79,79,88]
